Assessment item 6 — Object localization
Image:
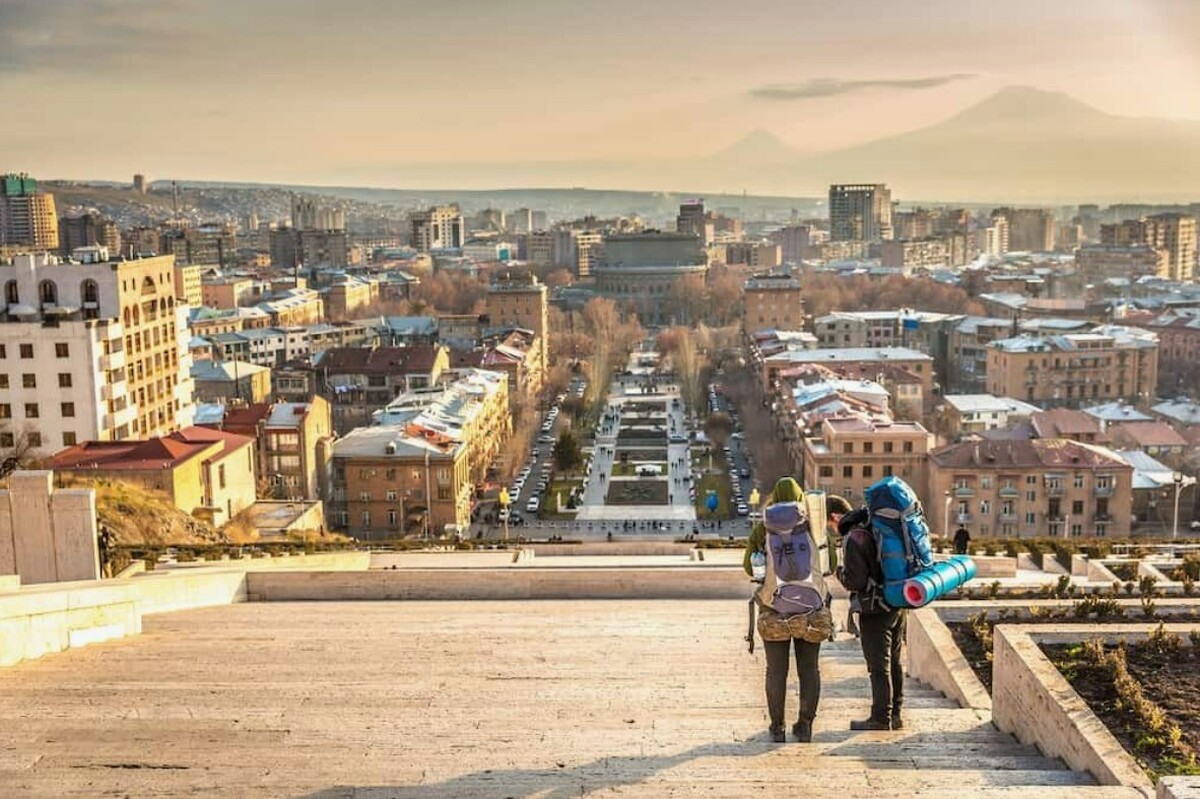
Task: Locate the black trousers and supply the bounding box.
[858,609,906,722]
[763,637,821,729]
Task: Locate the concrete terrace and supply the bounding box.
[0,600,1141,799]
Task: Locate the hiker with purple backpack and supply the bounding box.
[742,477,834,743]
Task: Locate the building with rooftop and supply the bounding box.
[948,316,1016,393]
[191,359,272,404]
[51,426,256,527]
[928,438,1133,539]
[330,424,471,538]
[593,232,708,324]
[410,206,465,253]
[0,251,194,459]
[743,272,804,333]
[197,397,333,501]
[985,327,1159,408]
[941,394,1040,436]
[316,345,451,433]
[485,272,547,381]
[829,184,892,242]
[0,173,57,251]
[372,369,509,485]
[761,346,935,399]
[802,417,933,507]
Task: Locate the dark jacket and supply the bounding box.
[836,509,890,614]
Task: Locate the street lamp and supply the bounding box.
[1172,472,1196,541]
[943,490,953,540]
[499,488,511,542]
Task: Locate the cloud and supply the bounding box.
[750,74,975,101]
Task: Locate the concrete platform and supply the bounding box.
[0,600,1139,798]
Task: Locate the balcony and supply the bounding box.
[1045,484,1065,498]
[1093,513,1112,523]
[1094,485,1114,497]
[104,405,137,430]
[955,513,972,524]
[101,379,127,402]
[998,513,1019,524]
[101,350,126,371]
[953,486,975,498]
[999,486,1020,498]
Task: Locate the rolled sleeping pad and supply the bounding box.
[901,555,977,608]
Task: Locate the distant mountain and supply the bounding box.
[800,86,1200,202]
[710,129,805,165]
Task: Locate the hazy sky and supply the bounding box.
[2,0,1198,186]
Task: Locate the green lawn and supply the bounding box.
[693,449,733,519]
[612,461,668,477]
[536,479,584,519]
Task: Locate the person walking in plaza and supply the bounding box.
[837,508,906,731]
[743,477,833,743]
[953,525,971,555]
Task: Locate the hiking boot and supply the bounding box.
[792,720,813,743]
[769,726,786,743]
[849,717,890,731]
[891,708,904,730]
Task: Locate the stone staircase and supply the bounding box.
[0,600,1148,798]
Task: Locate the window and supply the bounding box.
[26,432,40,448]
[980,500,990,515]
[842,465,853,478]
[0,404,8,419]
[0,375,6,389]
[863,442,873,454]
[61,402,74,417]
[3,281,17,306]
[819,466,833,478]
[981,477,992,490]
[1026,490,1037,502]
[1026,475,1038,485]
[883,441,893,454]
[218,464,226,489]
[1070,524,1083,538]
[1025,511,1036,525]
[21,373,34,388]
[842,443,853,454]
[437,487,451,500]
[55,342,69,358]
[58,373,72,388]
[0,344,5,358]
[1074,473,1084,489]
[24,403,38,418]
[359,491,370,502]
[19,344,32,359]
[62,432,76,446]
[388,510,398,526]
[883,465,893,477]
[0,433,11,447]
[361,510,371,527]
[386,490,397,502]
[862,465,873,479]
[386,468,396,480]
[902,441,913,453]
[1071,500,1084,515]
[39,280,57,306]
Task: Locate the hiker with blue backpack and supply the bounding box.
[742,477,834,743]
[836,476,978,732]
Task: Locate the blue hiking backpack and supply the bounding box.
[864,476,934,609]
[757,501,828,616]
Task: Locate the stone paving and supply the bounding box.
[0,600,1141,798]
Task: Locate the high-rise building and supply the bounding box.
[993,208,1056,252]
[270,228,348,270]
[59,213,120,257]
[132,174,147,194]
[0,174,58,251]
[410,206,465,252]
[551,228,603,278]
[676,200,713,246]
[159,222,237,267]
[769,224,812,264]
[1101,214,1196,283]
[0,251,195,459]
[828,184,892,242]
[291,196,345,231]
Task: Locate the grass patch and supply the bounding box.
[605,480,669,505]
[613,461,668,476]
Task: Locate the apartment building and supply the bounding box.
[410,206,465,252]
[721,241,781,269]
[829,184,892,242]
[0,174,58,251]
[326,277,378,321]
[258,287,323,327]
[1101,214,1197,283]
[551,229,603,278]
[330,426,472,538]
[1075,245,1167,282]
[801,417,933,507]
[59,213,120,256]
[52,426,257,527]
[743,272,804,333]
[191,360,272,404]
[941,394,1040,436]
[316,344,451,433]
[485,272,547,380]
[173,264,203,308]
[0,251,194,453]
[985,327,1159,408]
[993,208,1055,252]
[201,276,259,309]
[761,346,935,398]
[880,238,951,273]
[769,225,812,264]
[928,438,1133,539]
[948,316,1016,393]
[198,396,333,501]
[373,369,510,485]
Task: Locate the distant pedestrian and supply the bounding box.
[953,526,971,555]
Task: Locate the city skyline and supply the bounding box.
[1,0,1198,195]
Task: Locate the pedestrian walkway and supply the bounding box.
[0,600,1141,797]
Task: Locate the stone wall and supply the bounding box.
[0,471,98,584]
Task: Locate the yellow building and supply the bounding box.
[173,264,203,308]
[201,277,257,309]
[928,438,1134,539]
[801,417,933,507]
[52,426,258,527]
[0,174,58,251]
[743,272,804,333]
[985,326,1159,408]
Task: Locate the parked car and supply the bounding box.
[526,497,540,513]
[736,503,750,516]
